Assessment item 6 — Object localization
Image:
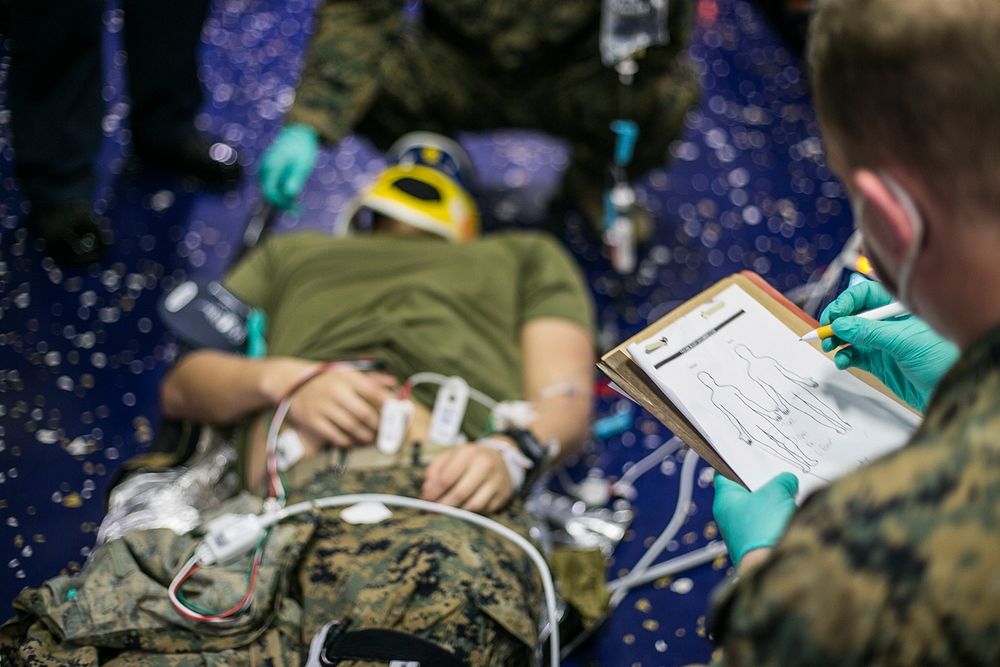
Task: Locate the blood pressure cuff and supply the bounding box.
[157,278,253,353]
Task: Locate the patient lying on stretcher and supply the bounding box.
[0,135,596,666]
[162,207,595,513]
[162,137,595,660]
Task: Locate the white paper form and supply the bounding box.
[628,284,921,498]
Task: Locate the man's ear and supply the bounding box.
[852,169,919,258]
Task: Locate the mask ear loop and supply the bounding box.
[851,194,866,232]
[877,171,925,308]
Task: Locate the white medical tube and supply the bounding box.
[609,447,700,609]
[606,540,728,593]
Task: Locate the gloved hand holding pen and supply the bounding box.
[819,280,959,411]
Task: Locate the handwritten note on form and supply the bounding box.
[628,284,920,498]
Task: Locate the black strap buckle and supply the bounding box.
[306,618,468,667]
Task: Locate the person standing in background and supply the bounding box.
[7,0,243,267]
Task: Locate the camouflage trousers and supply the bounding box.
[0,465,542,665]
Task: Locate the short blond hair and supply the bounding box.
[809,0,1000,212]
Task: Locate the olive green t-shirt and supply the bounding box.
[225,230,594,436]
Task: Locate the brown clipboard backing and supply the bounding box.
[597,271,916,486]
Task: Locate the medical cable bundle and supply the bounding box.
[168,361,724,663]
[167,362,564,665]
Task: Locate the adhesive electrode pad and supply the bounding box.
[428,377,470,446]
[275,429,306,471]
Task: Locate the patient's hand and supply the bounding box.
[287,367,398,447]
[421,443,514,514]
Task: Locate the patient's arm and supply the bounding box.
[422,318,593,512]
[160,349,315,424]
[161,350,398,436]
[163,349,400,492]
[520,317,595,464]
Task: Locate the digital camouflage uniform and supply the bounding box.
[0,466,541,665]
[0,494,312,665]
[290,464,541,666]
[709,324,1000,666]
[287,0,700,208]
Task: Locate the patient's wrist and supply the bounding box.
[477,436,532,492]
[258,357,320,405]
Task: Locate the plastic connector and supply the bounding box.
[197,513,266,566]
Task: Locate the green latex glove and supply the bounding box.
[819,281,958,412]
[260,124,319,209]
[713,473,799,567]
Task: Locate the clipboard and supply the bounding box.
[597,271,915,485]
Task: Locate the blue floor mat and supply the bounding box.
[0,0,851,664]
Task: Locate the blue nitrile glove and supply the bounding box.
[260,124,319,209]
[245,309,267,359]
[819,280,959,412]
[713,473,799,568]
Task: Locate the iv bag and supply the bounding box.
[600,0,671,67]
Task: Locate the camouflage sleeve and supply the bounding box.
[286,0,397,144]
[709,422,1000,667]
[708,508,888,667]
[420,0,598,69]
